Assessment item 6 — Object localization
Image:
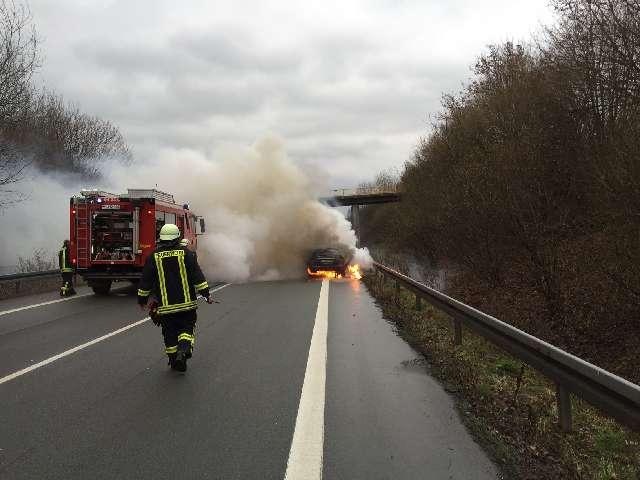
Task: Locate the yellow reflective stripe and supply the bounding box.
[157,301,197,314]
[158,302,197,312]
[137,289,151,296]
[160,300,197,309]
[165,346,178,354]
[193,281,208,291]
[178,333,194,342]
[178,254,191,303]
[154,253,168,306]
[157,306,197,315]
[60,248,72,272]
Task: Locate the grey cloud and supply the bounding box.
[28,0,553,189]
[172,30,302,73]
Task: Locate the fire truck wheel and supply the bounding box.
[91,281,112,295]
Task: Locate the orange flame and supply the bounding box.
[307,268,343,279]
[306,264,363,280]
[347,264,363,280]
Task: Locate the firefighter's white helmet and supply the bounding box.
[159,223,180,241]
[180,238,190,247]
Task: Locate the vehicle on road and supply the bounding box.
[69,188,206,295]
[307,248,351,278]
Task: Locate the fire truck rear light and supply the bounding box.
[72,259,77,264]
[72,210,76,214]
[147,210,152,214]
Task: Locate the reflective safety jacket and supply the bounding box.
[58,245,73,273]
[137,243,210,315]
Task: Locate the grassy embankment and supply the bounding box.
[363,274,639,479]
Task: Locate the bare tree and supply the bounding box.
[28,91,132,177]
[0,1,131,204]
[0,0,38,125]
[0,0,38,207]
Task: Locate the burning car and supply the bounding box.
[307,248,363,280]
[307,248,349,278]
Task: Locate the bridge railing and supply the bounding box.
[372,261,640,433]
[330,186,400,197]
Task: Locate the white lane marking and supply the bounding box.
[284,279,329,480]
[0,282,230,317]
[0,283,230,386]
[0,293,92,317]
[0,317,151,386]
[197,283,229,301]
[209,284,230,293]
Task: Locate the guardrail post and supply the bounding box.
[414,294,422,311]
[453,318,462,345]
[556,384,573,432]
[371,260,640,434]
[376,270,383,293]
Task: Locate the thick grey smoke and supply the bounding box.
[0,172,81,272]
[109,136,372,282]
[1,137,372,280]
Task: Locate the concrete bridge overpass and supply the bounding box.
[320,187,402,207]
[321,187,402,244]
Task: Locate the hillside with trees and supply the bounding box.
[360,0,640,383]
[0,1,131,207]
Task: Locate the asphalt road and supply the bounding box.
[0,278,499,479]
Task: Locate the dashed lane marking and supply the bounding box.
[0,316,151,386]
[284,279,329,480]
[0,284,229,386]
[0,293,93,317]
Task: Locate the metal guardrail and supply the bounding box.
[373,262,640,433]
[0,270,59,281]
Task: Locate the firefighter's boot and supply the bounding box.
[173,350,187,372]
[167,352,177,368]
[178,334,194,359]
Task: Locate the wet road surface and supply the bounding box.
[0,279,499,479]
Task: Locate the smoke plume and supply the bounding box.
[1,137,372,280]
[0,172,80,272]
[110,136,372,282]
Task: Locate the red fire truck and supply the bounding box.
[69,188,206,295]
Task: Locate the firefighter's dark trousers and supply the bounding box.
[60,272,76,296]
[161,309,197,359]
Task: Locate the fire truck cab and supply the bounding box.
[70,188,205,295]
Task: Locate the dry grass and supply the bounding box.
[365,275,640,479]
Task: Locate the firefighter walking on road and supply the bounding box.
[137,224,213,372]
[59,240,76,297]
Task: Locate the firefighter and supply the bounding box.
[137,224,213,372]
[58,240,76,297]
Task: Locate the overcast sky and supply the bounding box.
[29,0,555,187]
